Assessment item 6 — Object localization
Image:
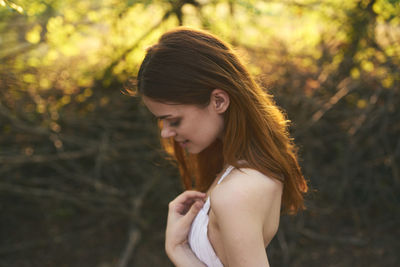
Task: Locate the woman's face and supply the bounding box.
[143,95,225,154]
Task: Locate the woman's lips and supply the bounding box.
[179,140,189,148]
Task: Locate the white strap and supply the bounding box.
[217,165,234,185]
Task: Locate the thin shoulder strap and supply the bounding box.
[217,165,234,185]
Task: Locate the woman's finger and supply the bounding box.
[172,197,205,215]
[181,200,204,226]
[172,190,206,204]
[169,191,206,209]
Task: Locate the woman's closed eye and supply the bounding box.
[153,117,180,127]
[168,119,181,127]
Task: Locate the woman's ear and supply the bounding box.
[210,89,230,114]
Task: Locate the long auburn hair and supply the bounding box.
[135,27,307,213]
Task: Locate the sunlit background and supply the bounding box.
[1,0,399,266]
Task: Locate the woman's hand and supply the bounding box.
[165,190,207,266]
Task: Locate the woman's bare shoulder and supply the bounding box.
[210,167,283,216]
[233,168,283,192]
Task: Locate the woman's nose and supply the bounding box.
[160,125,176,138]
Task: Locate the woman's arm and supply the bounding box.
[211,169,283,267]
[167,244,206,267]
[165,190,207,267]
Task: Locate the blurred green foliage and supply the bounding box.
[0,0,399,266]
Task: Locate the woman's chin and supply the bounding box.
[184,145,203,154]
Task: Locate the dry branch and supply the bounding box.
[0,148,97,164]
[300,228,368,246]
[117,227,141,267]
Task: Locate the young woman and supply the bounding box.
[134,27,307,267]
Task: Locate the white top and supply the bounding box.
[188,166,235,267]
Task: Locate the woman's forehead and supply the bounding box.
[143,96,206,118]
[143,96,185,117]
